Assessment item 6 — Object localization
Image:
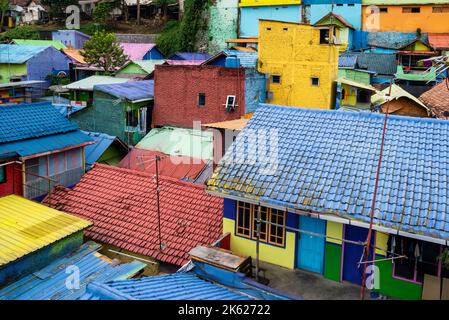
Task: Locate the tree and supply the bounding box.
[0,25,40,42]
[92,2,113,24]
[81,31,129,74]
[155,0,177,20]
[0,0,8,32]
[42,0,78,20]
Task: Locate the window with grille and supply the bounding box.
[403,7,421,13]
[236,202,286,247]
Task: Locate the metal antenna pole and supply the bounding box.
[155,155,162,250]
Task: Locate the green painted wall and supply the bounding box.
[208,0,239,52]
[116,63,146,76]
[71,91,149,146]
[324,242,342,282]
[98,144,126,165]
[338,68,371,85]
[374,255,422,300]
[0,63,27,83]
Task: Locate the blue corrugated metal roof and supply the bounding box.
[338,54,358,68]
[170,52,211,61]
[94,80,154,102]
[0,45,49,64]
[81,273,252,300]
[0,242,146,300]
[208,104,449,240]
[0,102,79,144]
[83,131,127,167]
[224,50,258,68]
[0,131,94,158]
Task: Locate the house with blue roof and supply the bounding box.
[0,102,94,200]
[70,81,154,146]
[0,45,71,88]
[169,52,212,61]
[82,132,129,170]
[207,103,449,300]
[52,30,91,49]
[203,50,267,114]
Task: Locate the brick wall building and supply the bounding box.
[153,65,246,128]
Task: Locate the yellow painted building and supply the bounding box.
[362,2,449,33]
[257,20,339,109]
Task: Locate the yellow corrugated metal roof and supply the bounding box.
[203,118,250,130]
[0,195,92,267]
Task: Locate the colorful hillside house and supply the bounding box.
[362,0,449,33]
[63,75,129,108]
[70,80,154,146]
[52,30,90,49]
[258,20,339,109]
[302,0,362,30]
[202,50,266,114]
[83,132,129,169]
[0,102,94,200]
[238,0,302,37]
[0,80,46,105]
[313,12,355,52]
[115,60,166,80]
[44,164,224,269]
[0,45,71,87]
[120,43,164,61]
[372,84,431,118]
[335,77,377,111]
[207,103,449,300]
[395,39,437,83]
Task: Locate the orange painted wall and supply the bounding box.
[362,5,449,33]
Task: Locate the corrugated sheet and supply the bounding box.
[63,48,86,64]
[81,273,252,300]
[121,60,165,74]
[0,102,79,144]
[338,54,358,68]
[120,43,156,60]
[0,242,146,300]
[0,44,49,64]
[64,76,129,91]
[0,195,92,267]
[223,50,258,68]
[165,60,204,65]
[94,80,154,102]
[208,104,449,240]
[0,131,94,158]
[13,39,67,50]
[428,33,449,50]
[83,131,128,167]
[372,84,428,110]
[136,127,214,160]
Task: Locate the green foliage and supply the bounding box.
[81,31,129,74]
[156,20,181,56]
[0,25,40,42]
[79,23,108,36]
[42,0,78,20]
[440,248,449,268]
[93,2,113,24]
[156,0,210,56]
[0,0,9,32]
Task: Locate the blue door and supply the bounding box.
[342,225,375,285]
[296,216,326,274]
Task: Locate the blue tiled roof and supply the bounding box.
[0,45,49,64]
[0,242,146,300]
[171,52,211,61]
[0,131,94,158]
[81,273,252,300]
[94,80,154,102]
[207,104,449,240]
[0,102,79,144]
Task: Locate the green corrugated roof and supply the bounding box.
[13,39,67,50]
[64,76,129,91]
[136,127,214,160]
[118,60,165,75]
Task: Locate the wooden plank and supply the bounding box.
[189,246,249,271]
[422,274,441,300]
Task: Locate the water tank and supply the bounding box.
[225,55,240,68]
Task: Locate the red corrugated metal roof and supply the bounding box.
[43,164,223,266]
[117,149,206,181]
[428,33,449,50]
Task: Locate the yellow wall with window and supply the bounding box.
[258,20,339,109]
[362,4,449,33]
[223,218,296,269]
